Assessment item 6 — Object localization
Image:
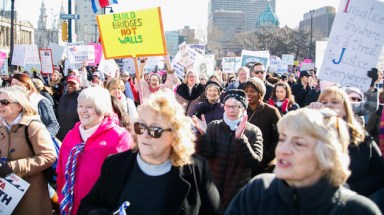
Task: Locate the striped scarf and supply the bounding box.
[60,143,85,215]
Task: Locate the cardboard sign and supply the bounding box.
[0,174,30,215]
[67,45,95,65]
[48,43,65,65]
[240,50,270,68]
[97,7,167,59]
[282,54,294,65]
[39,49,54,74]
[318,0,384,89]
[221,57,241,73]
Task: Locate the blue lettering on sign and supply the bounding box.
[332,48,346,64]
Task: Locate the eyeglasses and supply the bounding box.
[0,99,15,106]
[224,104,241,110]
[254,70,264,74]
[349,97,362,102]
[134,122,172,138]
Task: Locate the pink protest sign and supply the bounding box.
[88,43,103,66]
[0,52,6,69]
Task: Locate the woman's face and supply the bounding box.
[274,130,324,188]
[187,72,196,86]
[199,76,207,85]
[149,75,160,89]
[319,94,346,118]
[109,85,123,98]
[238,70,248,83]
[275,86,287,101]
[244,85,260,106]
[136,109,173,165]
[77,100,104,130]
[66,82,77,94]
[206,86,220,103]
[224,98,244,121]
[0,93,22,123]
[51,73,58,81]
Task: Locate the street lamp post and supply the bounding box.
[68,0,72,42]
[9,0,15,72]
[309,10,314,60]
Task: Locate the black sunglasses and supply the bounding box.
[134,122,172,138]
[0,99,14,106]
[254,70,264,74]
[349,97,362,102]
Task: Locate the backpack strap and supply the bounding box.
[24,119,42,156]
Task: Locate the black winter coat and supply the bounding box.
[78,151,223,215]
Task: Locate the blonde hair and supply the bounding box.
[183,70,199,85]
[277,108,351,186]
[317,86,365,145]
[106,78,125,92]
[0,86,37,115]
[137,89,195,166]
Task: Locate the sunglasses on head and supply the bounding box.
[0,99,14,106]
[349,97,362,102]
[254,70,264,74]
[134,122,172,139]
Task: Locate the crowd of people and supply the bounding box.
[0,58,383,215]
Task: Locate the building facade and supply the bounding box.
[0,16,34,55]
[34,0,61,48]
[299,6,336,41]
[74,0,104,43]
[256,3,279,28]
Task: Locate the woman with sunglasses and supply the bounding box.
[268,81,299,116]
[193,89,263,208]
[309,86,384,197]
[226,108,381,215]
[78,89,222,215]
[0,86,56,214]
[57,87,132,215]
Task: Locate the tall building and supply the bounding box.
[178,26,200,44]
[35,0,61,48]
[0,14,34,55]
[74,0,105,43]
[208,0,276,54]
[208,0,276,32]
[299,6,336,41]
[165,31,179,57]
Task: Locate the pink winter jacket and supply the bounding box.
[56,115,132,215]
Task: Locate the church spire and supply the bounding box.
[37,0,47,30]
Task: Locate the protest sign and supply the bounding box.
[88,43,103,66]
[282,54,294,65]
[11,45,27,66]
[39,49,54,74]
[315,41,328,70]
[0,174,30,215]
[171,44,205,79]
[222,57,241,73]
[48,43,65,65]
[318,0,384,89]
[377,48,384,71]
[300,62,315,71]
[98,54,119,77]
[171,51,185,79]
[201,54,215,77]
[240,50,270,68]
[115,58,137,74]
[270,61,289,73]
[1,58,8,76]
[67,45,95,65]
[64,42,84,76]
[143,56,164,73]
[187,44,205,55]
[0,52,6,69]
[97,7,167,59]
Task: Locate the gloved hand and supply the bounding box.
[0,160,12,178]
[367,68,379,87]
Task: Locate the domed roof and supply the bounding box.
[256,3,279,27]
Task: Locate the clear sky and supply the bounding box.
[7,0,340,31]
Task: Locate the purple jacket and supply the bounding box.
[57,114,132,215]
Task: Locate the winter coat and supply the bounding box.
[268,98,299,116]
[191,100,224,124]
[225,174,381,215]
[176,83,205,116]
[78,151,223,215]
[291,81,312,107]
[196,120,263,207]
[347,135,384,196]
[56,115,132,215]
[139,73,180,100]
[56,90,80,141]
[247,102,281,175]
[0,115,56,215]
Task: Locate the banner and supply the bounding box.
[48,43,65,65]
[240,50,270,68]
[318,0,384,89]
[39,49,54,74]
[221,57,241,73]
[0,174,30,215]
[281,54,294,65]
[67,45,95,65]
[97,7,167,59]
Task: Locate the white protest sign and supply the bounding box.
[316,41,328,70]
[24,45,40,65]
[98,53,119,77]
[1,59,8,76]
[48,43,65,65]
[143,56,165,73]
[0,174,30,215]
[270,61,289,73]
[201,54,215,77]
[171,51,185,79]
[11,45,27,66]
[282,54,295,65]
[221,57,241,73]
[377,47,384,71]
[187,44,205,55]
[65,42,84,76]
[39,49,54,74]
[240,50,270,68]
[318,0,384,89]
[301,63,315,71]
[67,45,95,65]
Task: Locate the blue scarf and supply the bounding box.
[223,113,243,131]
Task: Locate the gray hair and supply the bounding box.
[77,87,113,116]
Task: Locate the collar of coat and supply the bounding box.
[176,83,205,101]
